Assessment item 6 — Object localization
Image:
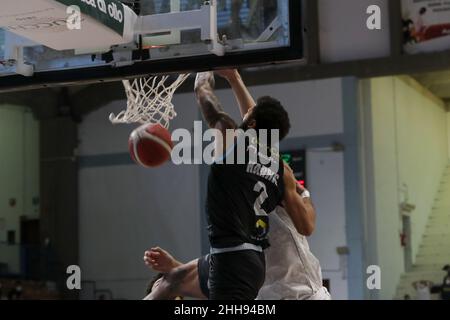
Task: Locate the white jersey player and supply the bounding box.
[258,205,330,300]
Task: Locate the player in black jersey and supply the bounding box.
[144,70,316,300]
[193,70,290,300]
[143,164,317,300]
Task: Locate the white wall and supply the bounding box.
[319,0,390,63]
[214,78,344,137]
[0,105,39,274]
[78,97,201,300]
[392,78,448,261]
[307,150,348,300]
[78,77,351,299]
[79,164,201,299]
[368,77,449,299]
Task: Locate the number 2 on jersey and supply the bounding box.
[253,181,269,217]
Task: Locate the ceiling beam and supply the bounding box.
[180,49,450,91]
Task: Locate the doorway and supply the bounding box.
[20,218,40,279]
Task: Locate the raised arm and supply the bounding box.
[282,163,316,236]
[216,69,256,118]
[194,72,236,129]
[194,72,237,157]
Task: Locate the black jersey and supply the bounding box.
[206,135,284,249]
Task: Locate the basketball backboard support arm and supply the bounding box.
[256,17,282,43]
[135,1,225,56]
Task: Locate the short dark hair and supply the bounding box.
[252,96,291,140]
[146,273,164,295]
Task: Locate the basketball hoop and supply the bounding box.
[109,74,190,128]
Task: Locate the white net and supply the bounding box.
[109,74,190,128]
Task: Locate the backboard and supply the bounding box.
[0,0,303,92]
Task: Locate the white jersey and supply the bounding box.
[257,207,331,300]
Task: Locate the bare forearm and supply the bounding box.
[302,197,315,214]
[196,88,226,128]
[195,72,225,127]
[172,260,183,269]
[284,190,316,236]
[144,260,204,300]
[227,72,256,118]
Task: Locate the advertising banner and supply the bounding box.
[403,0,450,53]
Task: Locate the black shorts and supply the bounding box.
[197,254,211,298]
[208,250,266,300]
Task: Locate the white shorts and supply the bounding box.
[309,287,332,300]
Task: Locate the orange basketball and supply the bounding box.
[129,124,173,168]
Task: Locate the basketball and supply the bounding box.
[129,124,173,168]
